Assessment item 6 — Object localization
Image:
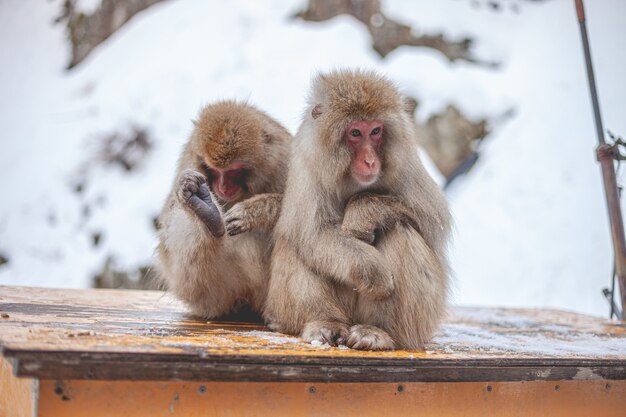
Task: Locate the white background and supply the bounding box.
[1,0,625,317]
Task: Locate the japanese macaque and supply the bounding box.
[227,70,451,350]
[156,101,292,318]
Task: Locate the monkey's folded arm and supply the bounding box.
[342,193,421,243]
[288,226,395,300]
[224,193,283,236]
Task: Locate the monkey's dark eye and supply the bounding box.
[351,129,361,137]
[371,127,381,135]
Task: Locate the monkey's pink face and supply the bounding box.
[345,120,383,186]
[205,162,249,202]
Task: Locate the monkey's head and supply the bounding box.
[190,101,290,204]
[304,69,414,192]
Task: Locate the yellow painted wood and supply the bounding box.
[2,356,625,417]
[0,357,36,417]
[33,379,626,417]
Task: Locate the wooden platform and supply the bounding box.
[1,285,625,416]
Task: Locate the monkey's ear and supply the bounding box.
[311,104,323,119]
[262,130,273,143]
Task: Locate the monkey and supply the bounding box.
[226,70,451,350]
[155,101,292,319]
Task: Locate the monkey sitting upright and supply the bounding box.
[156,101,292,319]
[227,70,451,350]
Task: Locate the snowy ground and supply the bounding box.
[0,0,624,318]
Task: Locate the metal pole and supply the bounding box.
[575,0,626,317]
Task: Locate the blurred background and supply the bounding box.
[0,0,624,317]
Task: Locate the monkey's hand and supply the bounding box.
[351,248,395,300]
[342,195,379,244]
[177,170,225,237]
[341,223,377,245]
[224,193,283,236]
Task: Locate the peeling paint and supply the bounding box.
[533,369,551,379]
[22,362,41,372]
[168,392,179,414]
[573,368,603,381]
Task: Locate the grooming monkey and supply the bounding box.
[227,70,451,350]
[156,101,291,318]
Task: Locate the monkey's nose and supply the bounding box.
[364,158,375,168]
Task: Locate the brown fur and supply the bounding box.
[256,70,451,350]
[156,101,292,318]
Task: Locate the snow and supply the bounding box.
[309,340,332,349]
[426,307,626,358]
[244,330,302,346]
[433,323,625,357]
[1,0,625,318]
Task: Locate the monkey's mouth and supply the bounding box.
[213,184,243,202]
[351,171,379,187]
[208,163,251,203]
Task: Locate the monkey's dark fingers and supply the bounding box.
[320,327,347,347]
[224,204,251,236]
[187,195,225,237]
[225,223,243,236]
[223,213,245,235]
[179,170,207,193]
[353,229,376,245]
[303,322,349,347]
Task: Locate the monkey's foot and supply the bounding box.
[346,324,395,351]
[178,170,225,237]
[301,321,349,347]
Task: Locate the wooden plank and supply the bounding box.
[3,356,624,416]
[34,379,626,417]
[1,285,625,382]
[0,357,37,417]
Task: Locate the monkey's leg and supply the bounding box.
[264,239,350,346]
[224,193,283,236]
[341,194,418,350]
[157,211,247,318]
[178,170,225,237]
[156,172,251,318]
[356,225,448,350]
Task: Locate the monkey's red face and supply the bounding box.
[345,120,383,186]
[205,162,249,202]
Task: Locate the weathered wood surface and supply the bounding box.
[0,285,624,382]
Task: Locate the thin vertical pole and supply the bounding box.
[575,0,626,317]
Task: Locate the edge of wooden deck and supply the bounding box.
[3,347,625,382]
